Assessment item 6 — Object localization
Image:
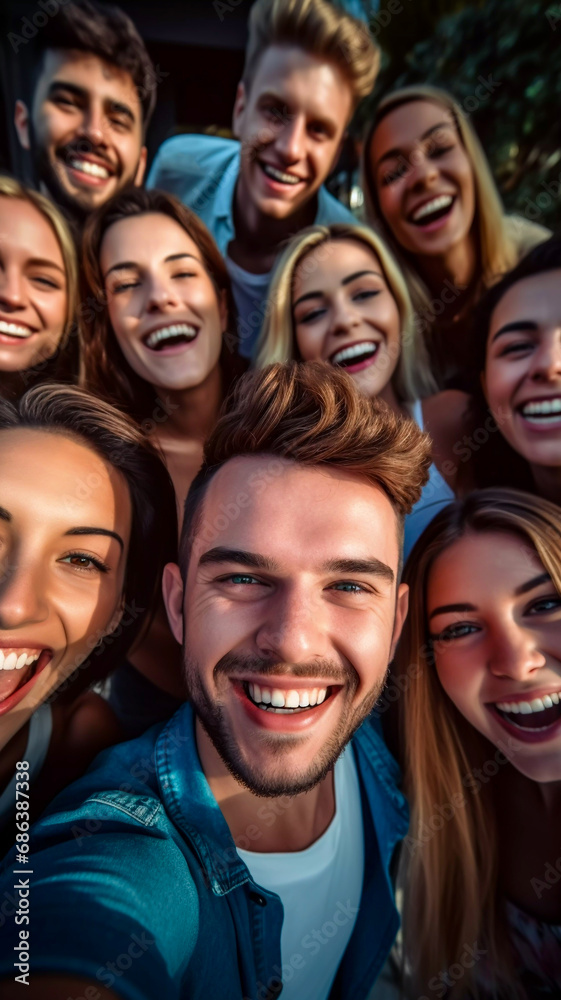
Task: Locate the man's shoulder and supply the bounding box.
[148,133,240,193]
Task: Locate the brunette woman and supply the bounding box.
[0,176,79,399]
[80,187,246,726]
[363,85,550,391]
[255,222,467,558]
[462,236,561,503]
[391,488,561,998]
[81,186,245,511]
[0,383,177,842]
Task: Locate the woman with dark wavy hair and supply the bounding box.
[81,186,246,510]
[0,382,177,841]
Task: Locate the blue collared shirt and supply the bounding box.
[0,703,408,1000]
[147,135,357,358]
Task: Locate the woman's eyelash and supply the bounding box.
[60,552,110,573]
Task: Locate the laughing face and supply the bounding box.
[428,530,561,783]
[0,428,131,747]
[0,197,67,375]
[369,99,475,260]
[483,270,561,471]
[15,50,146,217]
[164,457,408,796]
[293,239,402,400]
[101,212,227,392]
[233,46,353,225]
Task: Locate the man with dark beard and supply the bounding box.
[13,0,155,225]
[0,363,431,1000]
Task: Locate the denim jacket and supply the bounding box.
[0,703,408,1000]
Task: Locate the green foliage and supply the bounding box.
[363,0,561,229]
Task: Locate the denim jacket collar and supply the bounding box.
[152,702,408,898]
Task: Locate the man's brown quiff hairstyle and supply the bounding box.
[180,361,431,575]
[242,0,380,108]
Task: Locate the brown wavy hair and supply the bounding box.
[80,187,245,425]
[181,361,432,575]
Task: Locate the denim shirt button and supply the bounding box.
[249,891,267,906]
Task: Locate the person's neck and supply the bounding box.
[530,463,561,505]
[195,718,336,853]
[229,178,318,274]
[377,381,406,416]
[415,233,478,300]
[155,364,223,442]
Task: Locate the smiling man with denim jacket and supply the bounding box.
[0,363,431,1000]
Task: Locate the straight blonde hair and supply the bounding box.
[394,488,561,998]
[243,0,379,108]
[254,223,437,402]
[363,85,520,341]
[0,174,79,347]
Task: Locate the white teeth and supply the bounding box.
[69,158,110,179]
[246,683,328,710]
[145,324,198,349]
[262,163,301,185]
[496,692,561,714]
[0,649,40,670]
[285,690,300,708]
[412,194,453,222]
[331,342,378,367]
[0,320,32,339]
[522,398,561,416]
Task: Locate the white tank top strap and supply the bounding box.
[0,703,53,829]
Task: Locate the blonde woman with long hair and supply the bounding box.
[392,488,561,998]
[255,222,468,558]
[0,175,79,399]
[363,85,550,391]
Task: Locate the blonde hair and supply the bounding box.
[394,487,561,998]
[0,175,79,348]
[363,85,520,340]
[243,0,379,108]
[254,223,437,401]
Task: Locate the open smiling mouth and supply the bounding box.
[0,321,36,342]
[330,342,379,371]
[0,649,52,715]
[259,162,305,187]
[243,680,333,714]
[518,398,561,426]
[409,194,456,227]
[491,690,561,737]
[143,324,199,353]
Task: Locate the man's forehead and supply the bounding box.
[193,455,400,567]
[39,48,140,102]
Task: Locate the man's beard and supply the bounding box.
[185,651,388,797]
[28,122,125,222]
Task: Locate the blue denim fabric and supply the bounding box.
[0,703,408,1000]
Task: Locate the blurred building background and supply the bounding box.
[0,0,559,225]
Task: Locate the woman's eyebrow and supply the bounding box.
[514,572,551,596]
[491,320,537,343]
[0,506,11,523]
[375,121,453,167]
[64,526,124,551]
[429,602,476,620]
[26,257,65,274]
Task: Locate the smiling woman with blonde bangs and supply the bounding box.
[363,85,550,391]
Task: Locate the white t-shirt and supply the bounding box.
[225,255,271,360]
[238,745,364,1000]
